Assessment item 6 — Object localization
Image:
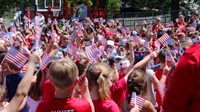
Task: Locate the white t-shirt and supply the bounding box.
[146,69,157,106]
[27,96,42,112]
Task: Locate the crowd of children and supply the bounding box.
[0,12,200,112]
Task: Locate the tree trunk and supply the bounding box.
[171,0,180,22]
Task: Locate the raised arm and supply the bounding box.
[78,75,95,112]
[125,51,158,81]
[2,52,40,112]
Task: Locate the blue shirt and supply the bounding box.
[6,73,24,101]
[59,46,68,56]
[6,72,28,112]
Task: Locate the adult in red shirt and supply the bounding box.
[162,43,200,112]
[152,16,165,32]
[174,14,187,33]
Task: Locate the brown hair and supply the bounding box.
[127,70,148,97]
[73,50,89,76]
[0,85,6,102]
[86,62,113,100]
[6,60,23,71]
[158,50,166,63]
[49,59,78,89]
[28,70,42,101]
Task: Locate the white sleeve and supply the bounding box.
[146,69,155,81]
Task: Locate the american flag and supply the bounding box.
[67,42,78,55]
[122,27,126,34]
[22,47,31,55]
[143,41,149,49]
[40,52,52,70]
[141,20,147,25]
[85,44,99,63]
[99,18,105,23]
[0,32,7,39]
[166,21,174,27]
[87,18,94,26]
[150,64,161,70]
[158,33,170,47]
[179,25,186,32]
[75,29,84,37]
[126,27,131,34]
[22,63,28,73]
[130,92,145,111]
[34,16,42,50]
[132,34,141,44]
[165,51,175,63]
[179,48,184,56]
[93,18,99,23]
[97,34,106,46]
[0,65,2,73]
[11,26,17,33]
[5,47,28,69]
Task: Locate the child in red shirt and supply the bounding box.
[36,60,93,112]
[86,62,120,112]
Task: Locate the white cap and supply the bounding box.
[141,39,145,43]
[132,31,138,35]
[106,40,115,47]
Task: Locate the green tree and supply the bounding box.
[121,0,171,11]
[107,0,121,18]
[0,0,22,15]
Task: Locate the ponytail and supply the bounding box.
[97,74,111,100]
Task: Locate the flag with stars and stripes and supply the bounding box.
[4,47,28,69]
[130,92,145,111]
[158,33,170,47]
[85,44,100,63]
[67,42,78,55]
[40,52,52,70]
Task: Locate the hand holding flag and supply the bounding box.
[158,33,171,47]
[130,92,145,111]
[4,47,28,69]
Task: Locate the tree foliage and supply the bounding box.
[121,0,171,11]
[107,0,121,18]
[180,0,200,15]
[0,0,22,15]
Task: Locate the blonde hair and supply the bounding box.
[0,85,6,102]
[73,50,89,76]
[86,62,113,100]
[49,59,78,89]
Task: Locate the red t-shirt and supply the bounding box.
[152,23,165,32]
[42,79,55,102]
[110,78,127,109]
[174,22,187,28]
[93,99,120,112]
[119,71,126,80]
[174,22,187,33]
[36,97,92,112]
[162,43,200,112]
[155,69,163,109]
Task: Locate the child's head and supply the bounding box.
[73,50,89,76]
[5,60,22,73]
[158,50,166,64]
[86,62,113,100]
[117,45,127,56]
[49,59,78,89]
[127,70,147,96]
[0,85,6,103]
